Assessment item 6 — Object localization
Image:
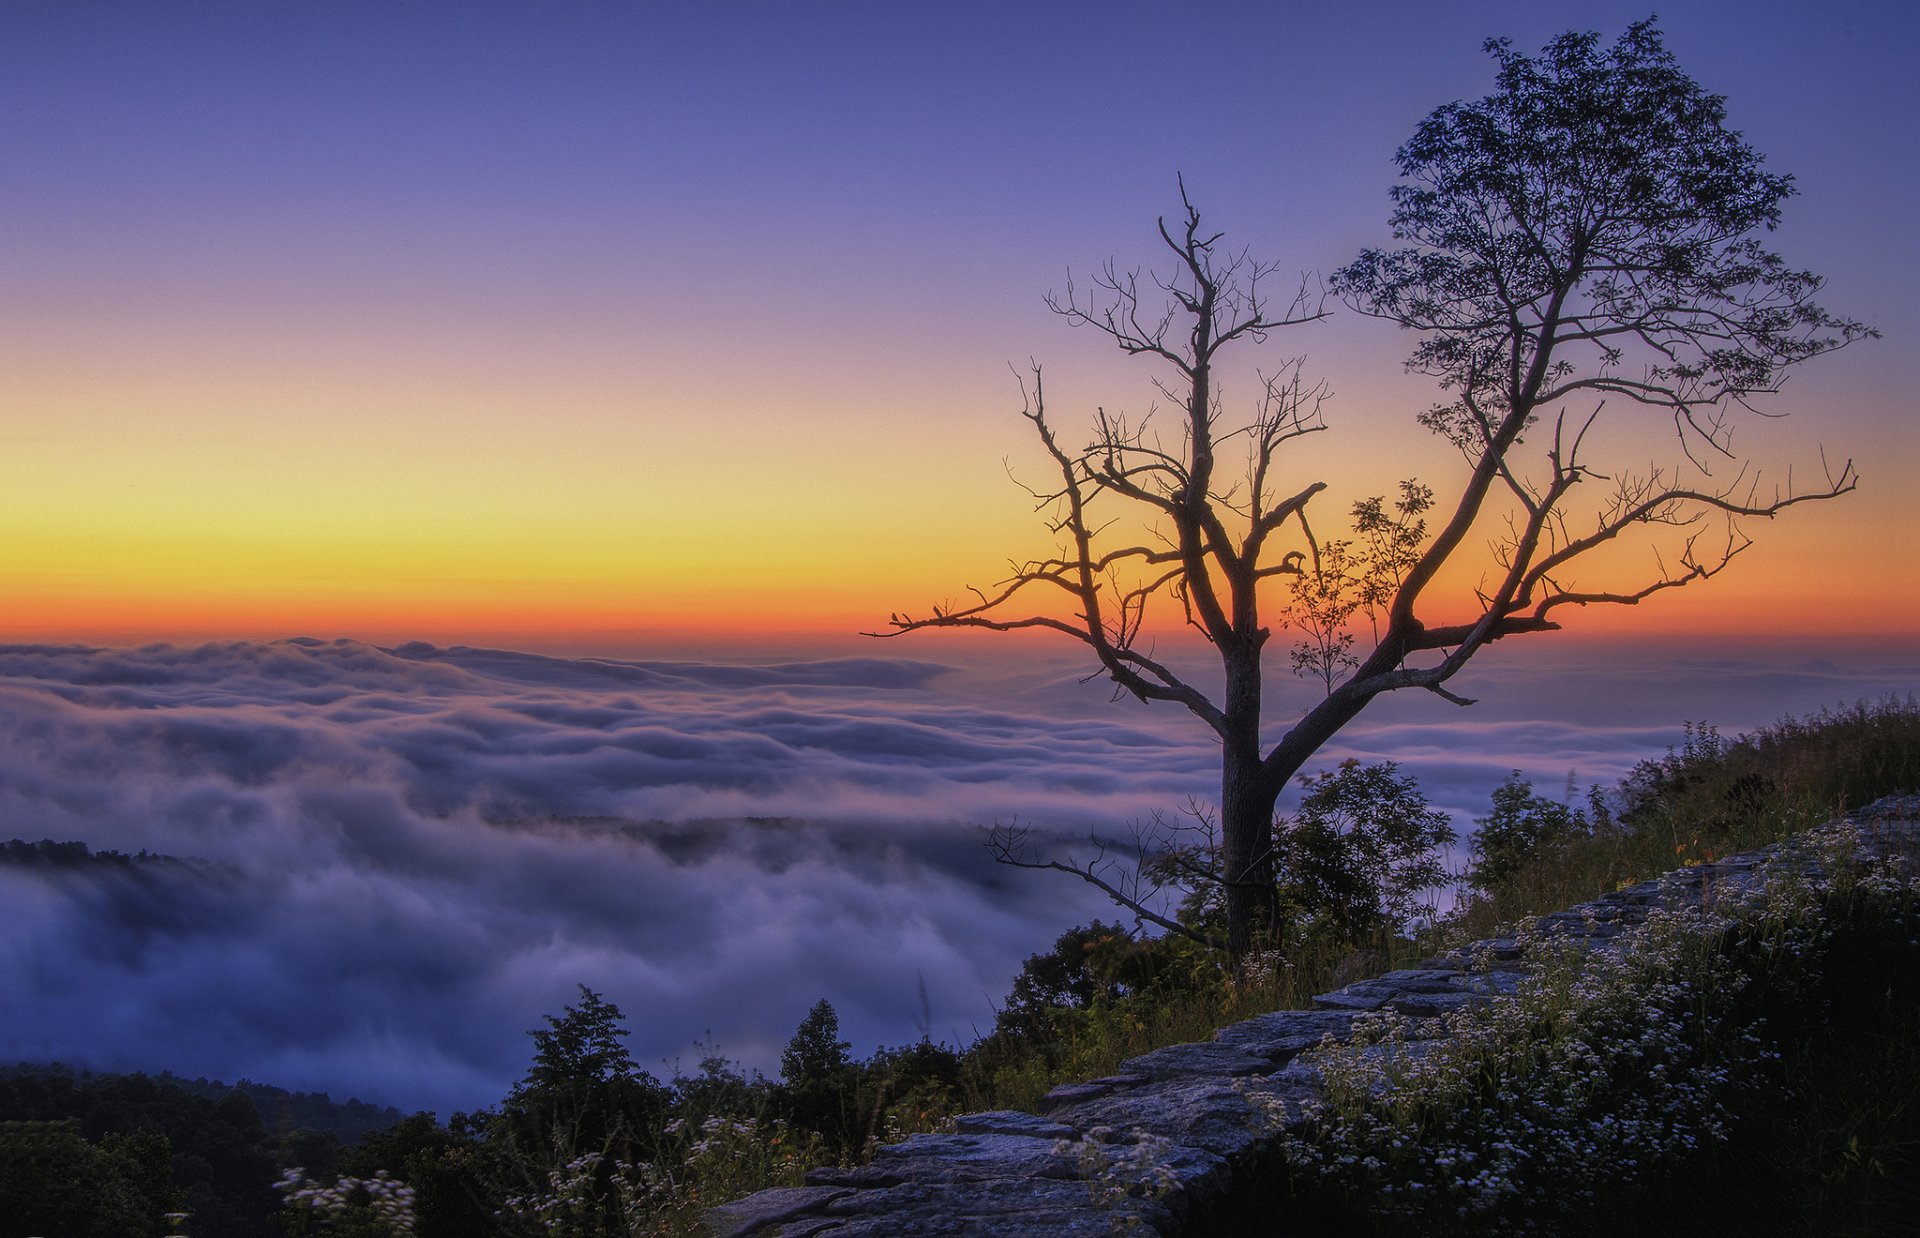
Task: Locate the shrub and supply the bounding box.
[1279,825,1920,1234]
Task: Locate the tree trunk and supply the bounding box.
[1219,652,1277,954]
[1220,742,1279,954]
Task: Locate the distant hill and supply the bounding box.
[0,1061,408,1143]
[0,837,184,868]
[0,1061,417,1238]
[152,1069,408,1142]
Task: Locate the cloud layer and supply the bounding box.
[0,636,1909,1114]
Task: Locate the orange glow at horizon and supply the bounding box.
[0,366,1907,653]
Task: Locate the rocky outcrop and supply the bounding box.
[708,796,1920,1237]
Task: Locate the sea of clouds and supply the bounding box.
[0,635,1910,1115]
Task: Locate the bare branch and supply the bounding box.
[985,825,1227,951]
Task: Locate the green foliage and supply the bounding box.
[1275,759,1454,940]
[992,921,1168,1043]
[778,1000,854,1147]
[498,986,670,1156]
[484,988,673,1235]
[859,1039,964,1139]
[1287,486,1433,693]
[1279,827,1920,1235]
[0,1068,282,1238]
[1469,771,1592,892]
[1148,760,1454,955]
[0,1118,180,1238]
[325,1115,486,1238]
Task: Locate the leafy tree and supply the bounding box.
[324,1112,495,1238]
[1470,772,1590,892]
[861,1039,964,1133]
[0,1067,281,1238]
[992,922,1163,1044]
[488,987,668,1236]
[1274,760,1455,939]
[887,21,1868,952]
[779,1000,855,1146]
[1117,760,1453,957]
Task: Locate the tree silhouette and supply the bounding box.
[499,986,667,1164]
[884,21,1869,953]
[779,1000,854,1145]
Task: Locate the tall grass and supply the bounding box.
[956,930,1440,1117]
[1451,695,1920,940]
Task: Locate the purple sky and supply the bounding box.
[0,2,1913,639]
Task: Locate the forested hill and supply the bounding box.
[0,1062,412,1238]
[0,837,185,867]
[0,1062,406,1143]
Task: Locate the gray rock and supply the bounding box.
[805,1133,1080,1188]
[762,1221,842,1238]
[1381,989,1478,1018]
[707,1185,853,1238]
[951,1110,1078,1139]
[1119,1040,1277,1080]
[817,1177,1173,1236]
[1047,1073,1312,1161]
[1209,1008,1357,1060]
[1038,1072,1150,1111]
[1368,968,1474,993]
[1310,987,1393,1012]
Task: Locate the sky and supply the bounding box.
[0,1,1916,1115]
[0,0,1913,649]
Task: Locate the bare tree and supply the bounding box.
[882,22,1872,953]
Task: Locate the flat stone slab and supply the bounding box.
[951,1110,1078,1139]
[805,1133,1082,1188]
[1120,1040,1279,1080]
[814,1177,1171,1236]
[1310,986,1393,1012]
[1208,1008,1357,1060]
[708,1185,853,1238]
[1046,1073,1310,1162]
[1038,1072,1150,1109]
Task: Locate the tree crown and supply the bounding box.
[1336,19,1872,456]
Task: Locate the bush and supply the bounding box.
[1278,825,1920,1235]
[0,1119,180,1238]
[1468,772,1593,893]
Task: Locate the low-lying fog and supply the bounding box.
[0,636,1908,1115]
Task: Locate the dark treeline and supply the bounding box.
[0,838,181,868]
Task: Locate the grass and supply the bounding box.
[1280,819,1920,1235]
[955,931,1437,1117]
[1452,696,1920,937]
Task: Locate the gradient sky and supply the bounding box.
[0,0,1913,651]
